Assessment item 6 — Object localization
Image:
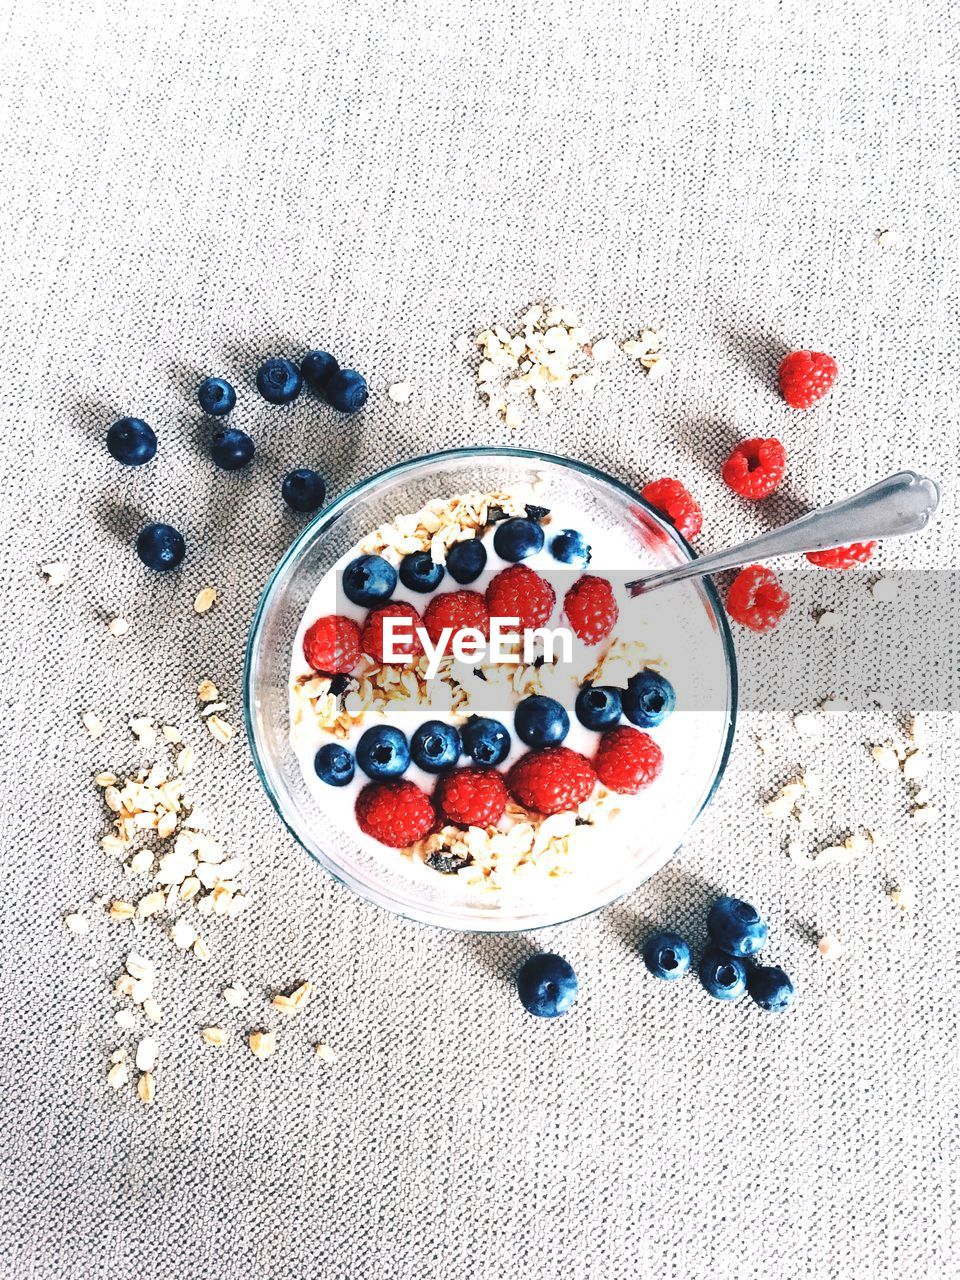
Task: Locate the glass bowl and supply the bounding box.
[244,448,737,931]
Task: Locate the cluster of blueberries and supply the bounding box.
[340,511,591,608]
[515,898,796,1019]
[643,896,797,1012]
[316,663,673,789]
[105,350,368,571]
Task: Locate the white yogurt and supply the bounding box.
[288,496,731,906]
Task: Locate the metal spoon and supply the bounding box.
[626,470,941,597]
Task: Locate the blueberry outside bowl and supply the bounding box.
[244,447,737,932]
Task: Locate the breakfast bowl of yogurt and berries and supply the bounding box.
[244,449,737,931]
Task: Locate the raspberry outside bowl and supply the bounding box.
[244,448,737,932]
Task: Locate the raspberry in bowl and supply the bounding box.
[245,449,736,931]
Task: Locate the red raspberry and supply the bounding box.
[641,477,703,539]
[563,574,619,645]
[434,767,508,827]
[778,349,839,410]
[805,541,876,569]
[485,564,556,632]
[594,726,663,794]
[726,564,790,633]
[507,747,597,816]
[302,614,361,674]
[722,438,787,500]
[423,590,490,647]
[355,779,435,848]
[360,602,424,663]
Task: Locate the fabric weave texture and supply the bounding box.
[0,1,958,1277]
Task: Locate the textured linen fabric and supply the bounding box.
[0,1,958,1277]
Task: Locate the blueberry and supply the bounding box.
[575,684,622,731]
[514,695,569,748]
[517,953,578,1018]
[410,720,461,773]
[301,349,339,390]
[622,668,676,728]
[136,522,185,572]
[549,528,592,567]
[524,504,551,522]
[642,930,691,981]
[698,947,748,1001]
[256,357,302,404]
[399,550,445,593]
[197,376,236,416]
[282,468,326,513]
[106,417,157,467]
[342,554,397,607]
[747,965,796,1013]
[493,517,545,563]
[461,716,510,766]
[322,368,368,414]
[355,725,410,779]
[314,743,355,787]
[210,428,255,471]
[446,537,487,584]
[707,896,769,957]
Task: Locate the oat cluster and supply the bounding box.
[463,304,669,430]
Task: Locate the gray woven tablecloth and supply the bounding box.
[1,2,958,1277]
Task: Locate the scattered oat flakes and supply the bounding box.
[137,1072,156,1105]
[115,1009,136,1030]
[108,900,135,922]
[108,617,130,637]
[387,382,413,404]
[812,830,877,867]
[110,1048,127,1064]
[871,743,900,772]
[816,610,837,628]
[271,981,314,1017]
[170,919,198,950]
[161,724,182,745]
[314,1043,336,1064]
[82,711,105,739]
[910,804,938,825]
[206,715,234,745]
[142,998,163,1024]
[106,1061,128,1090]
[871,577,899,603]
[197,679,219,703]
[64,912,88,935]
[40,561,70,588]
[125,953,154,981]
[135,1037,158,1072]
[818,934,845,960]
[590,337,618,362]
[193,587,217,615]
[192,936,211,961]
[202,1026,228,1046]
[248,1030,276,1061]
[876,229,901,248]
[792,711,824,739]
[902,751,929,781]
[888,882,917,911]
[222,983,248,1008]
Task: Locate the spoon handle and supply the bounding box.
[626,470,940,597]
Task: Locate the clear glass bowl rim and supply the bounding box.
[243,445,739,933]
